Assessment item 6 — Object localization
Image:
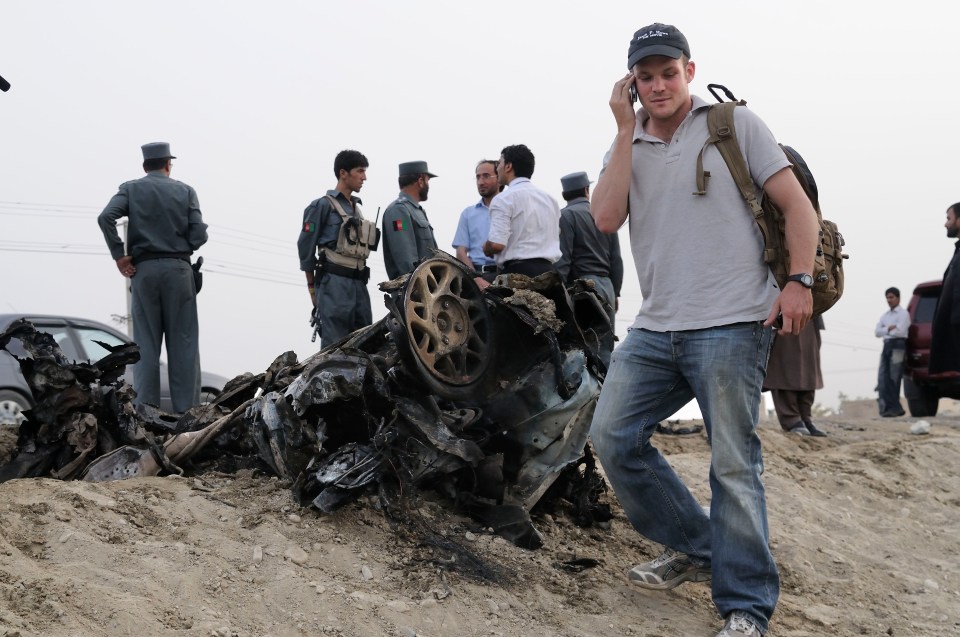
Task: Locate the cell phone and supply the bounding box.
[628,84,638,104]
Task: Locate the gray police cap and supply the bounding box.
[141,142,176,161]
[398,160,438,178]
[560,171,592,192]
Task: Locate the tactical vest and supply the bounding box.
[320,195,380,270]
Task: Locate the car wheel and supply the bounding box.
[200,388,220,405]
[919,386,939,417]
[0,389,30,427]
[904,378,939,417]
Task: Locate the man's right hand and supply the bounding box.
[115,256,136,278]
[610,73,638,132]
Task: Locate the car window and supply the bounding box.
[30,322,82,360]
[915,295,938,324]
[75,327,128,363]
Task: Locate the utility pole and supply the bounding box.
[122,219,133,338]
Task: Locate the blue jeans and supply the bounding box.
[877,338,906,415]
[590,323,778,631]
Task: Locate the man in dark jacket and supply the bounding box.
[98,142,208,413]
[930,202,960,374]
[554,171,623,367]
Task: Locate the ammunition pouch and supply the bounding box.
[322,195,380,273]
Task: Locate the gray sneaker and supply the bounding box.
[627,548,711,590]
[716,611,762,637]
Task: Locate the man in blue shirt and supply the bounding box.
[453,159,499,282]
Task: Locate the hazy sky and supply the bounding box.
[2,1,957,416]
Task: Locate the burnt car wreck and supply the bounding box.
[0,254,613,548]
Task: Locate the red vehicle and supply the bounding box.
[903,280,960,416]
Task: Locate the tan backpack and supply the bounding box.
[695,86,847,316]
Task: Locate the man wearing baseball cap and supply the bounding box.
[98,142,208,413]
[588,23,821,637]
[381,161,439,280]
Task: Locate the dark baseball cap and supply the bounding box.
[627,23,690,69]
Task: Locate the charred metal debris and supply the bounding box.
[0,253,614,548]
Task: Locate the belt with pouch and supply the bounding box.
[323,260,370,283]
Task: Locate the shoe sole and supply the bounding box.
[628,568,711,590]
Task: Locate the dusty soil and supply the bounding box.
[0,414,958,637]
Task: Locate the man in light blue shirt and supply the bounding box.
[453,159,499,281]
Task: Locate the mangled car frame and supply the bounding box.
[0,253,613,548]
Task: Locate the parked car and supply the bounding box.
[903,280,960,417]
[0,314,229,425]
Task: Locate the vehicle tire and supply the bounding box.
[920,387,939,417]
[200,388,220,405]
[0,389,30,427]
[904,378,939,417]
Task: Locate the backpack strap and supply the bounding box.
[696,101,780,265]
[696,101,764,219]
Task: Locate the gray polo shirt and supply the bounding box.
[604,95,790,331]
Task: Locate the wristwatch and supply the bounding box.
[786,273,814,288]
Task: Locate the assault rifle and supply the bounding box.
[310,306,322,343]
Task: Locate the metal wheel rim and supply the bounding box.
[402,259,492,386]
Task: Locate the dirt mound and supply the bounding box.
[1,416,958,637]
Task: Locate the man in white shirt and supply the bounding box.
[482,144,561,277]
[874,286,911,417]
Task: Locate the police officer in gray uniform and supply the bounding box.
[98,142,208,413]
[298,149,379,348]
[555,171,623,366]
[382,161,438,280]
